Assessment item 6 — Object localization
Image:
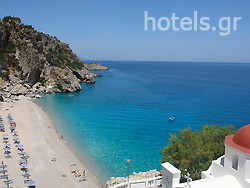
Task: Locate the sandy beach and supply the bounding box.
[0,98,101,188]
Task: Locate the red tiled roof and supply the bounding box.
[225,124,250,154]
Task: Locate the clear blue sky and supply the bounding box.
[1,0,250,62]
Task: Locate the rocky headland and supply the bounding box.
[0,16,108,102]
[84,62,109,71]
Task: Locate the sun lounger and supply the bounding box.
[21,156,30,160]
[5,154,12,159]
[0,175,8,179]
[4,150,11,155]
[22,173,30,178]
[4,179,13,184]
[24,180,35,184]
[0,169,7,173]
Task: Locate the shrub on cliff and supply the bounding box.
[2,16,21,23]
[1,70,10,80]
[23,25,34,30]
[160,125,235,180]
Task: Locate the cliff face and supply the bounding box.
[0,16,108,101]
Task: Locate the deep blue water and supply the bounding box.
[35,61,250,184]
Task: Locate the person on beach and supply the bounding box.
[60,135,63,140]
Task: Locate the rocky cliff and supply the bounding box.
[0,16,108,101]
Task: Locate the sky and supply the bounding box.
[1,0,250,62]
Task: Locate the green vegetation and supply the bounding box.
[1,70,10,80]
[45,49,83,70]
[66,61,83,70]
[0,15,84,73]
[57,54,68,62]
[16,65,23,72]
[23,25,33,30]
[39,76,47,86]
[0,41,16,59]
[34,33,42,41]
[2,16,21,23]
[160,125,235,180]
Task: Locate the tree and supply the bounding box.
[160,125,235,180]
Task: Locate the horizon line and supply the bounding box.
[81,59,250,64]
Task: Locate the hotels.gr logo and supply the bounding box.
[144,11,242,36]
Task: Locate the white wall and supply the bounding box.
[161,162,181,188]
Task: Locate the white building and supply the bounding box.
[109,124,250,188]
[162,124,250,188]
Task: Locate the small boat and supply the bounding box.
[169,117,175,121]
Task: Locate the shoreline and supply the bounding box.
[0,98,101,188]
[32,99,105,186]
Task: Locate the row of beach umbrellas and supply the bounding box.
[0,115,4,131]
[7,114,36,187]
[1,134,13,187]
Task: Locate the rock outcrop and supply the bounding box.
[105,169,161,187]
[0,16,108,101]
[84,62,109,70]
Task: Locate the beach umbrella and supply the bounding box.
[26,180,35,185]
[10,126,15,130]
[13,135,19,138]
[16,144,23,148]
[19,152,26,155]
[21,167,28,172]
[0,165,7,169]
[3,141,9,144]
[20,163,27,167]
[3,134,8,137]
[19,159,26,162]
[13,137,19,140]
[0,162,7,169]
[13,131,18,134]
[4,148,10,151]
[4,144,10,147]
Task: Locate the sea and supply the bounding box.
[35,61,250,184]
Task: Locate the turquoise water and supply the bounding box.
[35,61,250,184]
